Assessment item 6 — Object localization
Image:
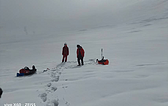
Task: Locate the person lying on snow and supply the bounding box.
[19,65,36,74]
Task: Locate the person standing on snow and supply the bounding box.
[77,45,85,66]
[62,43,69,62]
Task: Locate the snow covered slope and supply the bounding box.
[0,0,168,106]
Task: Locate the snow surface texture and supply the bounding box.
[0,0,168,106]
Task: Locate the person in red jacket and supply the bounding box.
[77,45,85,66]
[62,43,69,62]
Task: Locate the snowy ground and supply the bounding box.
[0,0,168,106]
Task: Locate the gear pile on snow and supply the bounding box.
[96,49,109,65]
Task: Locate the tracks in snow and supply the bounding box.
[39,59,96,106]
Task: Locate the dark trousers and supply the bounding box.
[0,88,3,98]
[62,55,67,62]
[77,57,84,66]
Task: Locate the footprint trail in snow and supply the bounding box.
[39,59,97,106]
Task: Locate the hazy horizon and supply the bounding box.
[0,0,141,33]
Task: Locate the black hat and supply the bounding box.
[77,45,80,48]
[64,43,67,46]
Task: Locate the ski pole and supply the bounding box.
[101,48,103,59]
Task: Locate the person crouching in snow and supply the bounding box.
[62,43,69,62]
[77,45,85,66]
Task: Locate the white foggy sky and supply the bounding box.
[0,0,140,32]
[1,0,138,21]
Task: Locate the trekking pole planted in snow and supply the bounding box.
[101,48,103,59]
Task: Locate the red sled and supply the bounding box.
[96,58,109,65]
[97,49,109,65]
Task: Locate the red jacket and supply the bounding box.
[77,47,85,57]
[62,46,69,56]
[19,69,29,74]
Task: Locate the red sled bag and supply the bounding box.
[97,59,109,65]
[19,68,29,74]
